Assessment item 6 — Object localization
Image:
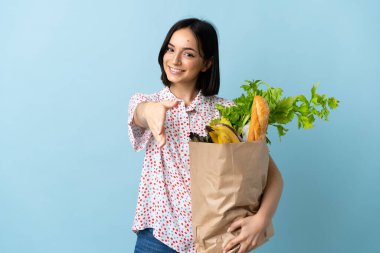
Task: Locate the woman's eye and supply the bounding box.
[184,52,195,58]
[166,47,174,52]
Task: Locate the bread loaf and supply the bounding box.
[247,96,270,141]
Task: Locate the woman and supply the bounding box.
[128,18,283,253]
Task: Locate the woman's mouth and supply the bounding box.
[169,66,185,74]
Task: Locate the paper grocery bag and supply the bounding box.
[189,141,274,253]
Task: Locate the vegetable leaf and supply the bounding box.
[215,80,340,143]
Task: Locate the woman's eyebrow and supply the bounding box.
[168,43,198,53]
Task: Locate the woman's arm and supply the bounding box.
[257,155,284,221]
[223,155,283,253]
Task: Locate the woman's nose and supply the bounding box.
[172,52,181,65]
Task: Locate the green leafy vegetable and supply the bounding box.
[216,80,340,143]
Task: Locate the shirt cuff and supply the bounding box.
[128,93,153,151]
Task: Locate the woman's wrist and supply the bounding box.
[255,209,272,227]
[134,102,150,128]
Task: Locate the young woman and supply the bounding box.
[128,18,283,253]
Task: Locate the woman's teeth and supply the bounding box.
[169,67,184,73]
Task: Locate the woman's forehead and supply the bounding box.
[169,28,198,49]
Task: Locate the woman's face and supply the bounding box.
[163,28,210,88]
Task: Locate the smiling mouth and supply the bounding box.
[169,66,185,73]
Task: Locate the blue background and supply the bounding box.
[1,0,379,252]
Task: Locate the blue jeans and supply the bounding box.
[134,228,179,253]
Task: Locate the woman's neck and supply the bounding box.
[169,84,198,106]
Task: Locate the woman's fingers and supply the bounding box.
[151,120,165,147]
[223,214,271,253]
[151,128,165,147]
[223,234,245,253]
[237,242,249,253]
[249,233,264,250]
[228,218,244,233]
[223,218,244,252]
[156,124,167,148]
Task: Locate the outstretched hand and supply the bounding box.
[144,100,178,148]
[223,214,270,253]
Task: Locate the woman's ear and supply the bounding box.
[201,57,213,72]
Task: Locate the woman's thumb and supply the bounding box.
[161,100,179,109]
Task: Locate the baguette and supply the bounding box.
[247,96,270,141]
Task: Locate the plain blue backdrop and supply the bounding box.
[1,0,379,252]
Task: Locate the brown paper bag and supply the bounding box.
[189,141,274,253]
